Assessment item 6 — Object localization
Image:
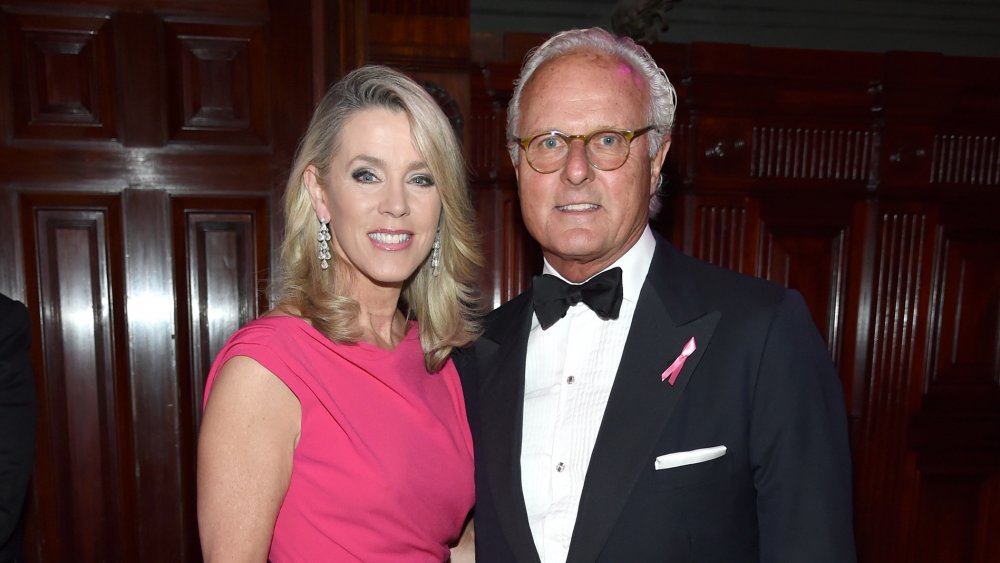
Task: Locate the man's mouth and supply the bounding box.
[557,203,599,211]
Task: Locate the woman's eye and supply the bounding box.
[410,174,435,187]
[352,169,380,183]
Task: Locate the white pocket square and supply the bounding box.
[654,445,727,470]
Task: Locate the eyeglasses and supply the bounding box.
[512,126,656,174]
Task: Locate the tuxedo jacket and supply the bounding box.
[0,294,36,561]
[457,237,857,562]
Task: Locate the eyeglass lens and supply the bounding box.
[526,130,631,173]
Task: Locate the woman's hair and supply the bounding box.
[506,27,677,163]
[274,65,483,372]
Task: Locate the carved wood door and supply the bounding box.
[0,1,321,560]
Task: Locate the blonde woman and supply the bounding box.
[197,66,482,562]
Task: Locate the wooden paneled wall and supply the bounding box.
[0,1,320,561]
[468,33,1000,563]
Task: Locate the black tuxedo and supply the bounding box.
[458,237,856,562]
[0,295,35,562]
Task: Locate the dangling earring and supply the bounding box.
[317,219,332,270]
[430,229,441,277]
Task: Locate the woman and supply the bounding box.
[197,66,482,562]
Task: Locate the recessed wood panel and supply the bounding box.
[927,226,1000,386]
[173,197,268,428]
[165,20,269,145]
[22,195,133,563]
[6,10,117,140]
[757,206,849,361]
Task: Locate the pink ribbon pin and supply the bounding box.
[661,337,696,385]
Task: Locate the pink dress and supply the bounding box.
[203,316,474,562]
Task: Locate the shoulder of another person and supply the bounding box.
[0,295,30,341]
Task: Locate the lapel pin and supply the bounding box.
[661,337,696,385]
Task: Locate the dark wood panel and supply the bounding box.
[854,205,935,563]
[0,190,26,298]
[369,0,467,17]
[20,193,135,563]
[173,197,269,423]
[164,19,270,145]
[927,223,1000,388]
[115,11,168,147]
[471,185,539,308]
[171,195,269,563]
[907,202,1000,561]
[931,133,1000,187]
[751,125,874,182]
[0,147,273,192]
[5,9,118,141]
[121,189,190,561]
[911,475,985,563]
[680,194,756,275]
[756,197,852,362]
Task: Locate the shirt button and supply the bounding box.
[556,462,565,472]
[566,375,575,384]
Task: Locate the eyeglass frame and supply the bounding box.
[511,125,657,174]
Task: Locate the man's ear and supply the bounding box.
[648,137,671,196]
[511,152,521,194]
[303,165,329,219]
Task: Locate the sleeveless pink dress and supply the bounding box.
[203,316,474,562]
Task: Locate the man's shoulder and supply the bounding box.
[483,291,532,335]
[653,240,789,314]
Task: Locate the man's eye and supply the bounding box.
[540,137,561,150]
[352,169,379,183]
[597,134,619,146]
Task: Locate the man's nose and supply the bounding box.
[562,139,593,184]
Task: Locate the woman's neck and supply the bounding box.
[354,283,406,350]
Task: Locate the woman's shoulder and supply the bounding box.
[217,313,323,361]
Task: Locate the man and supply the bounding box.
[0,294,36,563]
[461,28,856,562]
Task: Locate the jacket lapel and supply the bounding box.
[476,294,542,563]
[566,240,721,563]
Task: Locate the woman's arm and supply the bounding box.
[197,356,301,562]
[449,516,475,563]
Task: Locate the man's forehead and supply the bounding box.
[531,50,645,89]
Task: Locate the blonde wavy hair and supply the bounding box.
[274,65,483,372]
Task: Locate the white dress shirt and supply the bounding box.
[520,226,656,563]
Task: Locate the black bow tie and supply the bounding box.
[532,267,624,330]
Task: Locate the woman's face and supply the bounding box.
[306,108,442,295]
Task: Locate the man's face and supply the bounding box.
[515,50,669,282]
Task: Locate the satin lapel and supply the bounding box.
[477,296,541,563]
[566,250,721,563]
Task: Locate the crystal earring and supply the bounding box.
[430,229,441,277]
[317,219,332,270]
